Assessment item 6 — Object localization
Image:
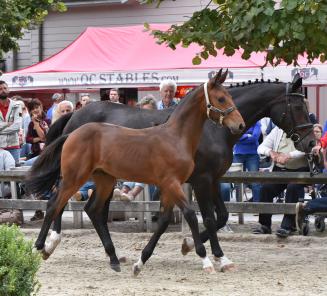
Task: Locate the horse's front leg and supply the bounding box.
[171,182,215,274]
[181,176,235,272]
[133,203,173,276]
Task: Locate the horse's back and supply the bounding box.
[63,101,171,134]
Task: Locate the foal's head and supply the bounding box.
[206,69,245,134]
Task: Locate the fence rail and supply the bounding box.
[0,170,326,184]
[0,169,326,230]
[0,199,296,214]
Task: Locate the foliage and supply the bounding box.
[0,0,66,59]
[0,224,41,296]
[142,0,327,66]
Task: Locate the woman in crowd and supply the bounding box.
[26,99,50,221]
[26,99,50,160]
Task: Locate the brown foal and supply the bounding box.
[32,69,245,275]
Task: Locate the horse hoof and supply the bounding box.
[203,266,216,274]
[220,263,237,273]
[110,263,121,272]
[133,263,142,277]
[181,237,194,255]
[41,249,50,260]
[119,256,127,263]
[214,256,237,272]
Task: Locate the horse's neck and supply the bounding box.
[228,85,279,144]
[166,88,207,153]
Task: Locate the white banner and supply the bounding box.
[1,68,262,90]
[2,65,326,91]
[263,65,327,85]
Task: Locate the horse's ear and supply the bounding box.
[290,73,302,93]
[213,69,223,86]
[218,69,228,84]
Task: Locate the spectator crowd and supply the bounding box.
[0,78,326,238]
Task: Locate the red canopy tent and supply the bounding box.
[2,24,266,90]
[2,24,326,91]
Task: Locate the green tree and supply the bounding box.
[0,0,66,59]
[142,0,327,66]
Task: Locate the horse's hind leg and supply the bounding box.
[41,208,65,260]
[35,191,59,257]
[133,204,173,276]
[84,171,120,272]
[35,180,80,259]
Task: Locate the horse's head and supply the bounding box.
[206,69,245,134]
[269,74,315,153]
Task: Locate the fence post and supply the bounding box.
[235,183,244,224]
[229,163,244,225]
[73,210,83,229]
[144,185,152,233]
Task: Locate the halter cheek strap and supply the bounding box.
[204,82,211,118]
[204,81,236,125]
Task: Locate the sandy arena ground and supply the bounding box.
[22,220,327,296]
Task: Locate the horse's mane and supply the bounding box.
[227,78,282,89]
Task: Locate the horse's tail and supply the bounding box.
[25,134,69,196]
[45,112,73,146]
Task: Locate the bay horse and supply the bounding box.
[30,73,315,273]
[26,70,245,274]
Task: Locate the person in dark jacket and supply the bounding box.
[232,121,262,202]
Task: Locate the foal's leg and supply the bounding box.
[35,180,83,259]
[84,172,120,272]
[43,208,65,260]
[133,204,174,276]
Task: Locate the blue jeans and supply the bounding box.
[79,181,96,201]
[20,143,31,158]
[122,182,144,189]
[78,181,95,200]
[24,155,39,166]
[7,148,21,165]
[219,182,231,202]
[233,154,261,202]
[305,197,327,214]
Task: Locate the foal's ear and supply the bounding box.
[213,68,228,85]
[290,73,302,93]
[213,69,223,85]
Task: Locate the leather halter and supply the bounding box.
[204,82,236,125]
[281,84,313,144]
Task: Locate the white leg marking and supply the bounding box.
[44,231,62,256]
[214,255,236,272]
[133,257,144,277]
[202,256,215,274]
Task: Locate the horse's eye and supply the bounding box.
[218,97,225,103]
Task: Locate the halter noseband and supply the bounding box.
[281,84,313,144]
[204,82,236,125]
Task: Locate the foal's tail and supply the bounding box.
[45,112,73,146]
[25,134,69,196]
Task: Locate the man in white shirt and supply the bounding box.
[253,126,309,238]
